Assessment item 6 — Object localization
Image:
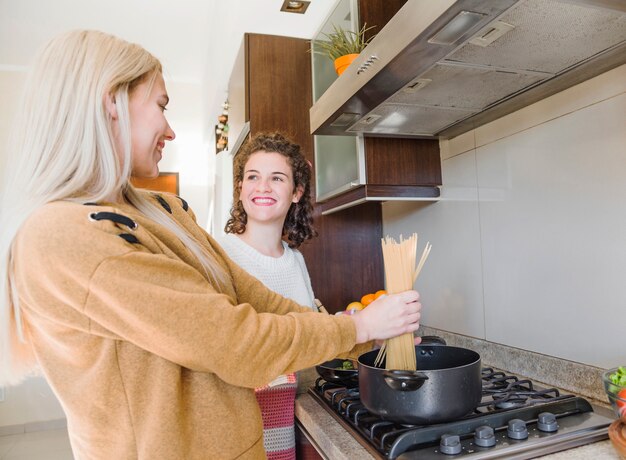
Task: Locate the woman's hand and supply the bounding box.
[351,290,421,343]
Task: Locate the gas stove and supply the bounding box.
[309,368,614,459]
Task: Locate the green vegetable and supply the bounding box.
[338,360,355,370]
[609,366,626,386]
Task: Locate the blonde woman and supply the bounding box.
[0,30,422,459]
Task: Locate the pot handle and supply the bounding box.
[419,335,447,346]
[382,370,429,391]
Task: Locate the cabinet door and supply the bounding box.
[365,137,441,186]
[295,421,323,460]
[246,33,313,154]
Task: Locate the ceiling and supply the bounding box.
[0,0,336,124]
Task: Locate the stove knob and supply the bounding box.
[537,412,558,432]
[474,425,496,447]
[507,419,529,440]
[440,434,462,455]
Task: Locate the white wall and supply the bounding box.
[0,70,65,430]
[383,63,626,369]
[0,378,66,431]
[211,149,234,237]
[0,71,25,172]
[159,78,214,227]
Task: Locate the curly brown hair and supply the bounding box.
[224,132,317,248]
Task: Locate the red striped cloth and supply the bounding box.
[255,373,298,460]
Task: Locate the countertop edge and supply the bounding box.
[295,392,375,460]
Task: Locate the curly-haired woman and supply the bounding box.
[220,132,318,459]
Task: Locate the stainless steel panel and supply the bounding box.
[387,62,546,110]
[448,0,626,74]
[347,103,475,136]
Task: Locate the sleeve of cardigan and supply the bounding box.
[157,194,374,355]
[85,251,357,387]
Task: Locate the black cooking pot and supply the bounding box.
[358,343,482,424]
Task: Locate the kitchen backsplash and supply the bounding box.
[383,63,626,370]
[419,325,608,404]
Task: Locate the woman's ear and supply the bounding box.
[292,185,304,203]
[236,181,243,200]
[104,92,118,120]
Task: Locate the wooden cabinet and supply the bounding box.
[358,0,408,41]
[227,33,313,156]
[295,421,323,459]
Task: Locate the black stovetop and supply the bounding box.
[309,367,614,459]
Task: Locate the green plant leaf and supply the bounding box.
[308,22,377,62]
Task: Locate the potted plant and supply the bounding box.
[311,23,376,75]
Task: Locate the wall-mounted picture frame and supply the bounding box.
[131,172,179,195]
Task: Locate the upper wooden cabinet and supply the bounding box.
[359,0,408,41]
[228,33,313,157]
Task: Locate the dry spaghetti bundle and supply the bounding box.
[374,233,431,370]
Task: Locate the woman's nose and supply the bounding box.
[256,178,271,192]
[165,124,176,141]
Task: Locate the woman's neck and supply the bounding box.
[237,222,285,258]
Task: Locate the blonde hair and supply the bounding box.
[0,30,225,385]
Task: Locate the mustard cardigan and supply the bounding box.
[13,191,367,459]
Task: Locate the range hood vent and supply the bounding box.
[309,0,626,139]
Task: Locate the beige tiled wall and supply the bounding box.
[383,63,626,369]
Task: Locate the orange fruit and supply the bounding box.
[360,293,376,306]
[346,301,364,311]
[374,290,387,299]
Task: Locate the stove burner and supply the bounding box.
[494,395,528,409]
[309,367,613,459]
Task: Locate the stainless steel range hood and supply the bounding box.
[309,0,626,139]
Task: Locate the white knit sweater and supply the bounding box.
[217,233,315,309]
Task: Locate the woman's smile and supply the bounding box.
[252,196,277,206]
